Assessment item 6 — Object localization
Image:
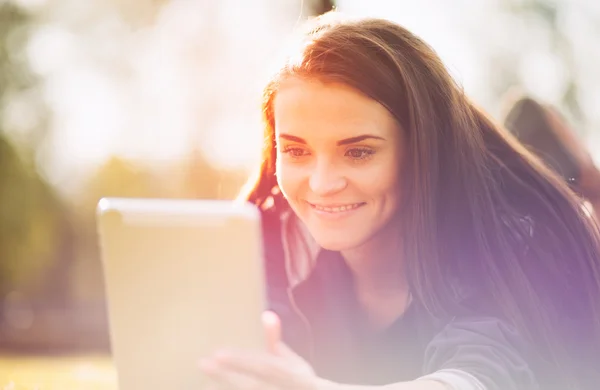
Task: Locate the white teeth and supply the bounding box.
[313,203,362,213]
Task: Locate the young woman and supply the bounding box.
[199,13,600,390]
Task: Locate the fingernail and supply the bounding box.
[262,311,280,326]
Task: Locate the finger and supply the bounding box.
[201,359,273,390]
[205,367,258,390]
[262,311,281,354]
[275,342,302,361]
[214,350,292,384]
[216,351,316,390]
[201,381,225,390]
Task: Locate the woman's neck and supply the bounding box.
[341,221,407,292]
[341,242,406,295]
[340,226,410,329]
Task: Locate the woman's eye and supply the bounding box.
[281,147,309,158]
[345,148,375,160]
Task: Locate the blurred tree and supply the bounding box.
[0,2,73,306]
[304,0,336,16]
[108,0,169,27]
[0,135,72,304]
[499,0,585,130]
[0,1,48,148]
[0,3,31,107]
[70,156,164,303]
[180,149,248,200]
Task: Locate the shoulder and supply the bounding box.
[423,315,540,390]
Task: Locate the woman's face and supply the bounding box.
[274,77,404,251]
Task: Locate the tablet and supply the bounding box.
[96,198,266,390]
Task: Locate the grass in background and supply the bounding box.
[0,355,116,390]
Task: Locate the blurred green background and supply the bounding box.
[1,0,599,388]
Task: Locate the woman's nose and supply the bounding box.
[308,160,347,196]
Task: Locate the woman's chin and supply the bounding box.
[314,235,361,252]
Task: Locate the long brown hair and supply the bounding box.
[241,13,600,387]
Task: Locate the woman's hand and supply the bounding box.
[198,312,446,390]
[200,311,329,390]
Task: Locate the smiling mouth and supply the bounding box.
[308,202,366,213]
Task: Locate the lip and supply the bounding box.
[306,201,366,220]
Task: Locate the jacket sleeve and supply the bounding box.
[422,316,540,390]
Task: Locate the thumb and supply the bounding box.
[262,311,305,362]
[262,310,281,354]
[273,340,304,361]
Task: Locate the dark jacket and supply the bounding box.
[260,207,542,389]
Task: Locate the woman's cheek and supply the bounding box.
[276,163,302,200]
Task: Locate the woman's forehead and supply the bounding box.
[273,77,399,140]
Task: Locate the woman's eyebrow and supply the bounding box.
[279,134,307,144]
[278,133,385,145]
[336,135,385,145]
